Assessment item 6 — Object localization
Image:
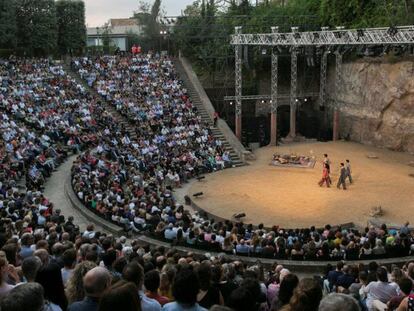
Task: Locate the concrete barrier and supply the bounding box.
[137,235,414,274]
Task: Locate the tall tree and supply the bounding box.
[134,0,162,50]
[56,0,86,55]
[0,0,17,49]
[16,0,58,56]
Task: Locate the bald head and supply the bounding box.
[83,267,111,298]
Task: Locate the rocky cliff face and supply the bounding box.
[333,58,414,154]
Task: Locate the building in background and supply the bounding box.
[87,18,144,51]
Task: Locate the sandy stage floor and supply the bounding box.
[189,141,414,229]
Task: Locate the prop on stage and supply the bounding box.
[270,153,316,168]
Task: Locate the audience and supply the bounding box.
[1,55,414,311]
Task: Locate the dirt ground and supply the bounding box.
[189,141,414,229]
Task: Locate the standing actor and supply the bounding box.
[337,163,347,190]
[345,159,353,184]
[318,163,331,187]
[323,154,332,185]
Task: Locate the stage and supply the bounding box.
[189,141,414,229]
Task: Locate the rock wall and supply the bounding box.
[333,58,414,154]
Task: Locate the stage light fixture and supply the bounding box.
[261,100,265,104]
[230,102,233,106]
[261,49,267,55]
[321,26,329,31]
[304,98,308,102]
[295,98,299,102]
[387,26,398,36]
[357,29,365,37]
[294,33,301,39]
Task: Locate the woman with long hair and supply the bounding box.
[65,260,97,304]
[280,278,322,311]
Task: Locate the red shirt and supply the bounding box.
[146,292,170,306]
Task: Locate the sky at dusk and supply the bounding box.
[84,0,195,27]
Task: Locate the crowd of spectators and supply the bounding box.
[3,55,414,311]
[0,57,102,190]
[70,54,232,232]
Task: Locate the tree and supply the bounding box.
[56,0,86,55]
[16,0,58,56]
[0,0,17,49]
[134,0,162,50]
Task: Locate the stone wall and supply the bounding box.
[333,58,414,154]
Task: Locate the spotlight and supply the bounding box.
[230,102,233,106]
[294,33,301,39]
[295,98,299,102]
[387,26,398,36]
[321,27,329,31]
[261,100,265,104]
[304,98,308,102]
[193,192,204,197]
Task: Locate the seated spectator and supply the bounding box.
[280,278,322,311]
[122,261,161,311]
[387,278,412,310]
[162,268,207,311]
[67,267,111,311]
[61,249,77,287]
[364,267,399,311]
[1,283,46,311]
[66,261,98,305]
[98,280,141,311]
[319,293,360,311]
[0,257,15,298]
[144,270,170,306]
[271,273,299,311]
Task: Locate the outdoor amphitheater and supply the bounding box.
[0,1,414,311]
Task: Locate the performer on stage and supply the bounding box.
[337,163,347,190]
[345,159,353,184]
[323,154,332,185]
[318,163,331,187]
[323,154,331,171]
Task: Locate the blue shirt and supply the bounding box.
[162,302,207,311]
[236,244,249,254]
[139,290,161,311]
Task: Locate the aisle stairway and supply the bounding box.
[173,60,244,167]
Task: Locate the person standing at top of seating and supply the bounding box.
[213,111,219,127]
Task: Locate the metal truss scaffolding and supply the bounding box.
[227,25,414,144]
[230,26,414,46]
[319,52,328,108]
